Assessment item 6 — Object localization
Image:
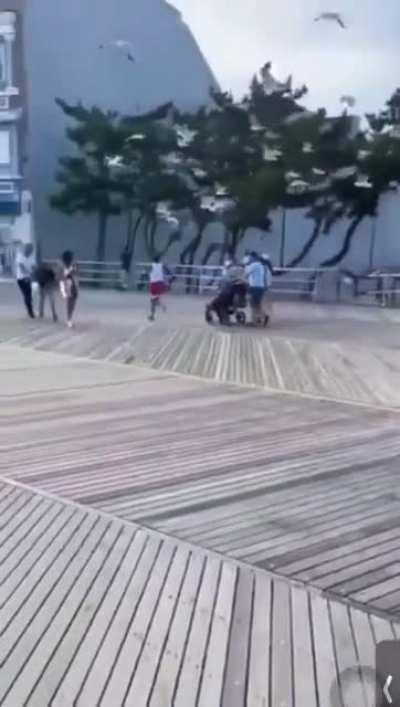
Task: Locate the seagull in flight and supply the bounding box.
[99,39,135,62]
[126,133,145,142]
[315,12,346,28]
[105,155,124,168]
[260,63,292,95]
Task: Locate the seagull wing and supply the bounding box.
[337,16,346,28]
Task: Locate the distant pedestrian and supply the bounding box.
[120,246,132,290]
[15,243,36,318]
[245,251,266,324]
[35,262,58,322]
[148,256,168,321]
[60,250,79,328]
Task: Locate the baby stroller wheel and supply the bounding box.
[205,307,214,324]
[236,311,246,325]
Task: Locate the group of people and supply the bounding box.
[15,244,79,328]
[207,251,273,326]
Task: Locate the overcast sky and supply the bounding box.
[171,0,400,117]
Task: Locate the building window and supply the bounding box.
[0,42,7,89]
[0,12,16,91]
[0,130,11,165]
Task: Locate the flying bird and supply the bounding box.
[287,179,310,195]
[105,155,124,168]
[99,39,135,62]
[354,175,373,189]
[312,167,327,176]
[333,165,357,180]
[314,12,346,28]
[260,62,292,95]
[126,133,145,142]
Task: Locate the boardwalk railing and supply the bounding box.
[76,261,121,288]
[134,262,336,300]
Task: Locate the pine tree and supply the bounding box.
[50,99,127,261]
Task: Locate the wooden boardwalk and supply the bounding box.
[2,314,400,407]
[0,476,397,707]
[3,344,400,620]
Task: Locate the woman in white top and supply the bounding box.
[148,256,168,321]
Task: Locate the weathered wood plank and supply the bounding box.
[246,572,271,707]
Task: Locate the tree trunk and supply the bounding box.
[229,226,245,258]
[125,212,143,272]
[179,224,206,293]
[287,218,323,269]
[180,224,206,266]
[96,212,108,262]
[149,219,158,258]
[202,243,223,265]
[320,215,364,268]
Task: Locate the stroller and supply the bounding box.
[205,281,248,325]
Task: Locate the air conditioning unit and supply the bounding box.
[0,182,14,193]
[0,96,10,110]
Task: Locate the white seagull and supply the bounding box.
[314,12,346,28]
[354,176,373,189]
[287,179,310,195]
[99,39,135,62]
[333,165,357,180]
[260,63,292,95]
[105,155,124,168]
[126,133,145,142]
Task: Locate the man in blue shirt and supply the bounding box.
[245,252,266,323]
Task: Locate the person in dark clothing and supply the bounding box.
[35,262,58,322]
[120,246,132,290]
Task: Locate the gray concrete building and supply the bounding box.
[0,0,217,271]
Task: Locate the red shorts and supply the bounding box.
[150,281,167,297]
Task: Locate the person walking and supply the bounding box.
[120,246,132,290]
[59,250,79,328]
[35,262,58,322]
[15,243,36,318]
[148,256,168,321]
